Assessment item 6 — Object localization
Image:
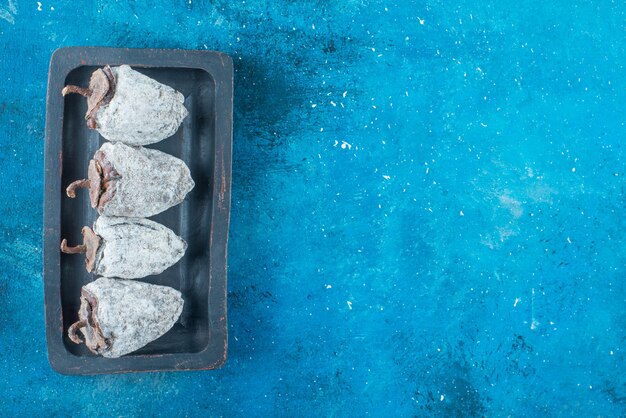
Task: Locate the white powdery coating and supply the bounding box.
[85,277,184,358]
[96,65,188,145]
[93,216,187,279]
[100,142,194,218]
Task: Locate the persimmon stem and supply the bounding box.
[60,239,86,254]
[62,85,91,97]
[66,179,90,198]
[68,320,86,344]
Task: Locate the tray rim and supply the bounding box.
[43,46,232,375]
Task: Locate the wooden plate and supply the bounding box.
[44,47,232,374]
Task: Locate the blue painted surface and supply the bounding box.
[0,0,624,415]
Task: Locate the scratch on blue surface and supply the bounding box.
[0,0,624,416]
[0,0,17,24]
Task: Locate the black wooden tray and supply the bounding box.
[43,47,232,374]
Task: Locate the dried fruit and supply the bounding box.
[68,277,184,358]
[62,64,188,145]
[66,142,194,218]
[60,216,187,279]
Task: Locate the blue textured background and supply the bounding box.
[0,0,624,416]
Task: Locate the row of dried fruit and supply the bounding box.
[60,65,194,358]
